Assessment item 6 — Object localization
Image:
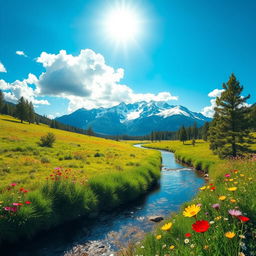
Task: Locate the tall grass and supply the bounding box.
[0,115,161,244]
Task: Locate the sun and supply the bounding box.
[103,4,142,45]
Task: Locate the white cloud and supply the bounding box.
[36,49,178,112]
[201,88,224,117]
[0,74,49,105]
[16,51,27,57]
[0,62,7,73]
[208,89,224,98]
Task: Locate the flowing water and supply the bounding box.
[4,144,204,256]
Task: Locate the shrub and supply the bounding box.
[39,133,56,147]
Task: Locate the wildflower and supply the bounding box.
[162,244,167,249]
[12,203,23,206]
[0,201,3,204]
[219,196,226,201]
[230,199,237,203]
[4,207,11,211]
[248,177,252,181]
[10,183,17,187]
[234,181,238,184]
[10,207,17,212]
[192,220,210,233]
[214,216,222,221]
[199,186,206,191]
[197,203,202,207]
[229,178,234,181]
[240,174,244,177]
[204,245,209,250]
[190,244,195,248]
[239,235,245,239]
[183,204,201,217]
[225,232,236,239]
[228,209,242,217]
[210,186,216,191]
[161,222,173,231]
[156,235,162,240]
[238,253,245,256]
[238,216,249,222]
[209,221,215,224]
[225,174,231,177]
[184,239,189,244]
[212,203,220,210]
[228,187,237,192]
[185,233,191,237]
[169,245,175,250]
[25,201,31,205]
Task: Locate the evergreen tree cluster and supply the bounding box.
[15,97,35,124]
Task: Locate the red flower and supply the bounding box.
[238,216,250,222]
[210,186,216,191]
[185,233,191,237]
[19,187,24,192]
[192,220,210,233]
[25,201,31,204]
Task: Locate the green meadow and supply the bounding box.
[0,115,161,244]
[127,140,256,256]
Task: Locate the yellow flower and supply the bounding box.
[234,181,238,185]
[161,222,173,231]
[240,174,244,177]
[230,199,237,203]
[229,179,234,181]
[248,177,253,181]
[225,232,236,239]
[228,187,237,192]
[204,245,209,250]
[183,204,201,217]
[199,186,206,191]
[156,235,162,240]
[169,245,175,250]
[219,195,226,201]
[0,201,3,204]
[215,216,222,221]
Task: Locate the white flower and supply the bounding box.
[184,239,190,244]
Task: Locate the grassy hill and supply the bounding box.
[0,115,161,244]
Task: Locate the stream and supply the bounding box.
[4,144,205,256]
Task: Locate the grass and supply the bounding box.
[0,115,161,244]
[124,140,256,256]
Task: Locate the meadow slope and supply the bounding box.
[128,140,256,256]
[0,115,161,244]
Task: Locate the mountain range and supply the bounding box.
[56,101,211,136]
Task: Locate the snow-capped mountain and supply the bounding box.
[56,101,211,135]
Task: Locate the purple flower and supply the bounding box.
[228,209,242,217]
[205,212,209,215]
[212,203,220,210]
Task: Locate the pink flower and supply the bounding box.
[225,174,231,177]
[228,209,242,217]
[10,207,17,212]
[4,207,11,211]
[12,203,23,206]
[10,183,17,187]
[212,203,220,210]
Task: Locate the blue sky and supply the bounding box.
[0,0,255,118]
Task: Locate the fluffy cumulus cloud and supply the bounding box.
[0,74,49,105]
[201,89,224,117]
[36,49,178,112]
[0,61,7,72]
[16,51,27,57]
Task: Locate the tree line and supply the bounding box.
[0,90,95,136]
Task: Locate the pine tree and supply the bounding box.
[202,122,210,141]
[179,126,187,144]
[15,97,28,123]
[208,74,252,158]
[192,122,198,140]
[0,90,4,113]
[28,102,35,124]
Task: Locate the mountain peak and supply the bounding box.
[56,101,211,135]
